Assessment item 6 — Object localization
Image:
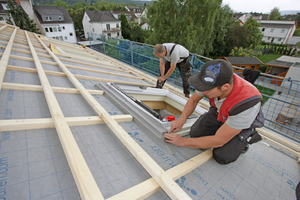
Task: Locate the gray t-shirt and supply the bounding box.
[163,43,189,64]
[196,90,261,130]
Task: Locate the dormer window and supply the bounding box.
[46,16,52,21]
[59,16,62,21]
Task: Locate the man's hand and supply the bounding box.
[158,76,166,82]
[167,119,185,133]
[163,133,185,146]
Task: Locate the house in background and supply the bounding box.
[140,6,150,30]
[233,12,268,25]
[218,56,263,71]
[258,20,297,44]
[82,11,121,39]
[125,5,142,24]
[33,5,76,43]
[111,10,136,22]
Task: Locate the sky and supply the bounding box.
[221,0,300,13]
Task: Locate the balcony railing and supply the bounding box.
[103,28,121,32]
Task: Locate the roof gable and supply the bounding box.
[33,5,73,24]
[85,11,120,23]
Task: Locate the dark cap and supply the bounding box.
[189,59,233,92]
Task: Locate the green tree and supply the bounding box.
[120,13,131,39]
[268,7,283,20]
[294,27,300,36]
[244,17,263,46]
[209,4,234,57]
[146,0,222,56]
[72,2,86,10]
[111,4,126,11]
[53,0,68,9]
[6,0,40,33]
[130,21,142,42]
[223,21,251,53]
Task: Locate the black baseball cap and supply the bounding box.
[189,59,233,92]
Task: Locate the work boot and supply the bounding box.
[247,130,262,144]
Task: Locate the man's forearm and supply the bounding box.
[182,135,220,148]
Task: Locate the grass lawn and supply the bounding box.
[257,54,282,63]
[255,84,276,105]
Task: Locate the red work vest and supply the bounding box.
[209,74,263,123]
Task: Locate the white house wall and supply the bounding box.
[85,20,121,38]
[82,12,91,39]
[259,21,296,44]
[42,23,76,43]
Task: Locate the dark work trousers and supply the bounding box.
[155,58,191,95]
[190,107,249,164]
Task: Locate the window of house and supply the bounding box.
[270,28,274,32]
[46,16,52,21]
[62,26,65,30]
[107,33,111,37]
[65,36,67,40]
[58,27,61,32]
[281,29,285,33]
[59,16,62,21]
[69,32,73,36]
[242,66,245,68]
[268,37,271,40]
[116,23,119,28]
[262,28,265,32]
[92,28,95,32]
[49,27,53,32]
[278,38,282,41]
[106,24,110,31]
[53,27,57,32]
[45,28,49,32]
[59,36,63,41]
[117,32,119,36]
[251,66,255,70]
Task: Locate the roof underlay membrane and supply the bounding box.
[0,22,299,200]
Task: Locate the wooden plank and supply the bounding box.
[257,127,300,152]
[35,32,193,200]
[260,134,300,158]
[0,28,17,91]
[2,82,103,94]
[108,149,213,200]
[25,31,104,200]
[0,25,7,31]
[0,115,133,132]
[6,65,153,87]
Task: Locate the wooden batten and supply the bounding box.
[34,32,193,200]
[25,31,104,200]
[0,115,133,132]
[0,28,17,91]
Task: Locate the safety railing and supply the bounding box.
[87,33,300,143]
